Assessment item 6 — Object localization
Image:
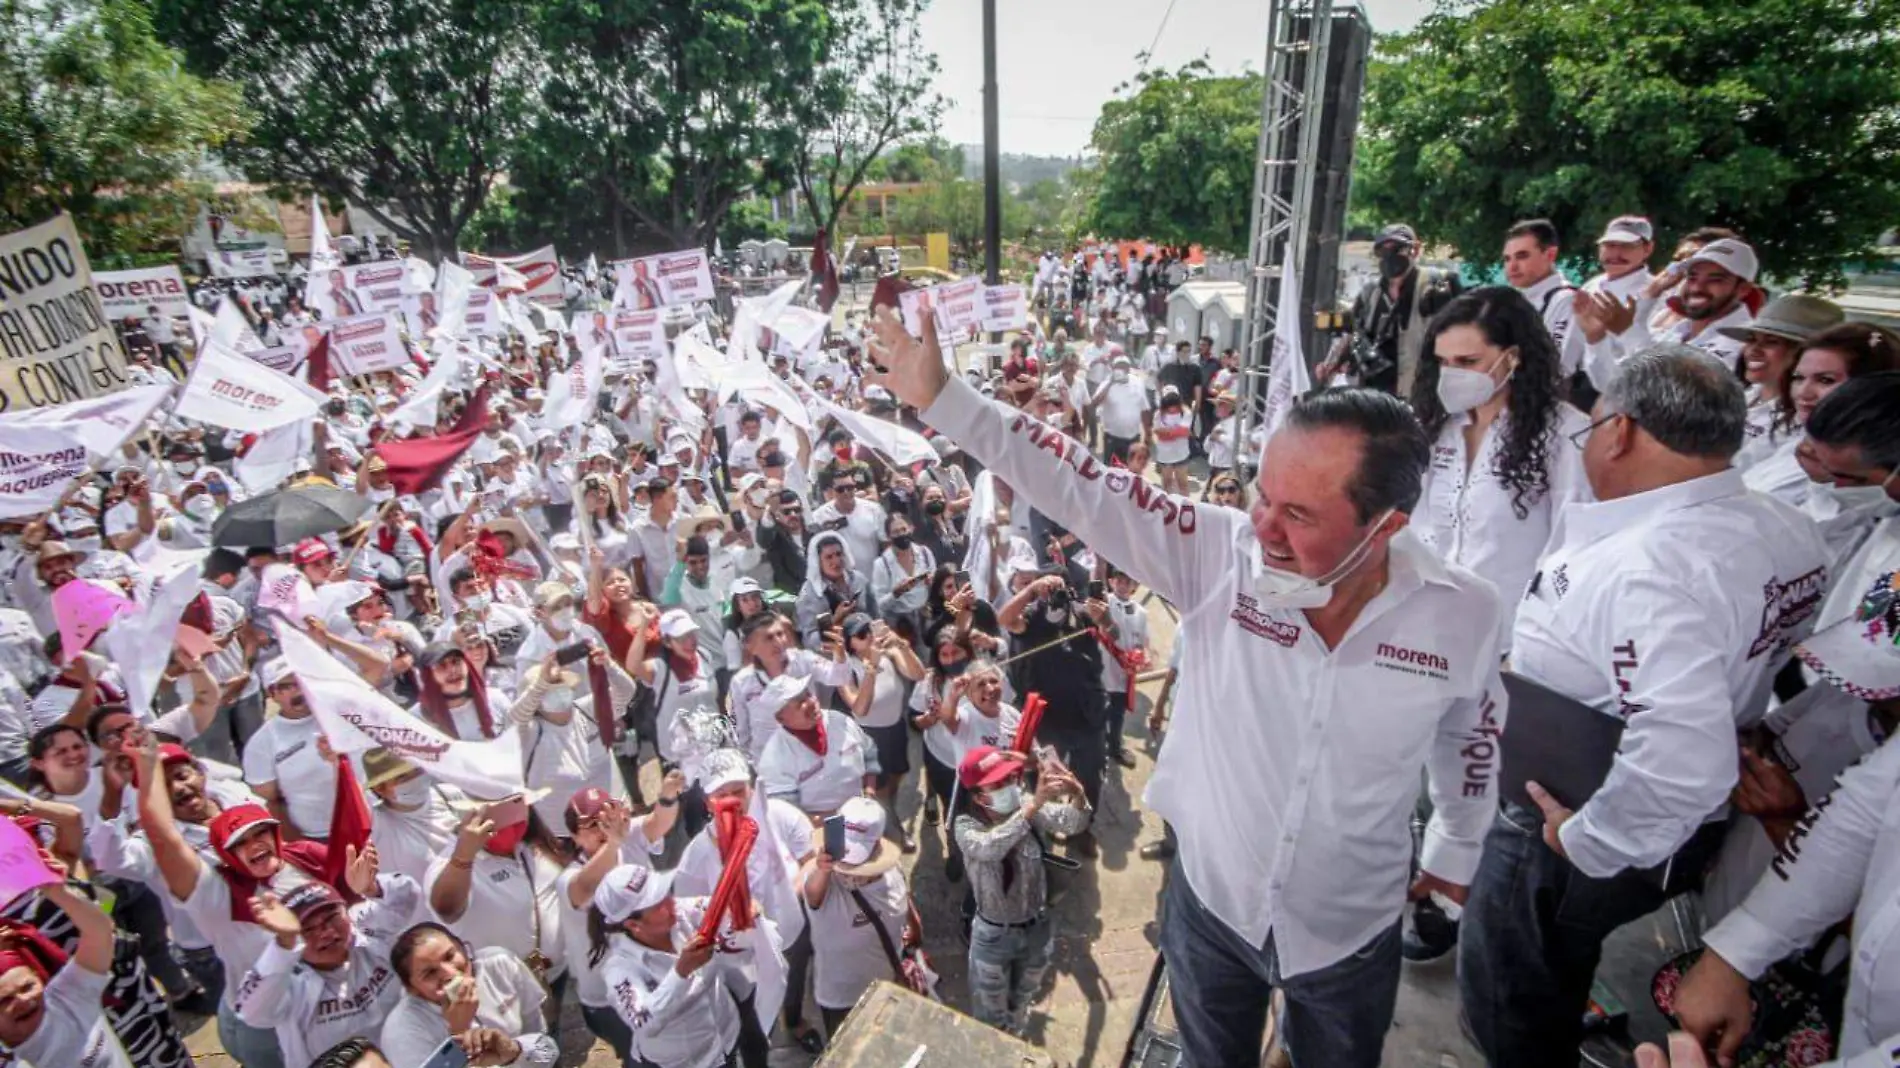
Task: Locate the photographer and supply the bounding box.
[998,569,1110,858]
[1317,223,1463,397]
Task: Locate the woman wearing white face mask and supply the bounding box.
[1409,287,1592,648]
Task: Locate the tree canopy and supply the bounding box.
[154,0,532,260]
[0,0,247,264]
[1355,0,1900,286]
[1084,61,1262,254]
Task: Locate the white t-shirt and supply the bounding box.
[241,714,344,838]
[807,868,909,1010]
[379,947,557,1068]
[914,691,1020,769]
[1152,409,1192,465]
[423,846,568,978]
[849,655,906,730]
[7,963,130,1068]
[674,799,813,947]
[1095,379,1149,440]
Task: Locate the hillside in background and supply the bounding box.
[958,146,1082,189]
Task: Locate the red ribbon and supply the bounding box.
[1012,692,1047,754]
[697,804,760,941]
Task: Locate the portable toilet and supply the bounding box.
[1202,284,1247,350]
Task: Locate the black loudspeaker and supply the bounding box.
[1271,8,1372,363]
[817,981,1057,1068]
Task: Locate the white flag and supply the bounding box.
[233,420,312,494]
[817,397,938,469]
[390,344,469,431]
[276,624,527,799]
[212,296,263,353]
[176,342,328,432]
[101,547,209,717]
[583,253,599,283]
[430,261,476,344]
[0,385,174,519]
[309,195,340,272]
[542,343,605,430]
[1259,246,1311,450]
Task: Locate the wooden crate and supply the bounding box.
[817,981,1057,1068]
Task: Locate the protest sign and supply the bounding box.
[0,818,61,905]
[402,292,444,339]
[206,248,277,279]
[342,260,409,314]
[898,280,979,352]
[93,265,191,324]
[305,267,362,321]
[611,310,666,364]
[0,214,129,413]
[612,249,715,309]
[176,342,327,432]
[980,283,1029,333]
[0,384,172,518]
[463,246,563,306]
[327,311,409,375]
[461,288,503,336]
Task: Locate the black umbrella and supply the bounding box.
[210,484,375,548]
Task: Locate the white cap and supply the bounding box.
[762,674,811,716]
[835,796,886,867]
[1795,569,1900,701]
[592,864,674,924]
[699,748,752,793]
[730,577,764,597]
[262,657,295,688]
[658,608,699,640]
[1684,238,1759,284]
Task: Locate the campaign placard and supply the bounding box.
[463,246,564,307]
[611,309,666,364]
[342,260,409,314]
[0,214,129,413]
[612,249,715,309]
[93,266,191,324]
[326,311,409,376]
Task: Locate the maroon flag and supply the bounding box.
[372,384,492,493]
[869,271,911,315]
[321,757,374,892]
[810,229,840,313]
[302,332,336,393]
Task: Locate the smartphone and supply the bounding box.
[555,642,591,666]
[952,570,970,588]
[423,1039,469,1068]
[822,814,848,860]
[1085,580,1106,601]
[729,510,747,533]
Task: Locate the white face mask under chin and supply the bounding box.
[1253,508,1394,610]
[389,778,432,807]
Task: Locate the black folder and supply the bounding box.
[1498,671,1625,811]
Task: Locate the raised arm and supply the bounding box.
[132,736,205,902]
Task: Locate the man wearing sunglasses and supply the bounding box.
[757,489,811,596]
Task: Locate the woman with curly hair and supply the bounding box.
[1744,321,1900,508]
[1409,286,1592,650]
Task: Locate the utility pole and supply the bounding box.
[982,0,1001,286]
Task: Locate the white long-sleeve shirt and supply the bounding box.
[1415,404,1592,649]
[1701,731,1900,1065]
[757,710,876,815]
[600,900,778,1068]
[232,876,422,1068]
[1517,271,1578,371]
[1513,470,1829,877]
[379,947,557,1068]
[920,374,1508,978]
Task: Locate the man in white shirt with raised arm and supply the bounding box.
[1459,345,1830,1066]
[864,304,1507,1068]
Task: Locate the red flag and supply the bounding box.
[371,385,492,494]
[322,757,374,890]
[303,332,335,393]
[810,229,840,313]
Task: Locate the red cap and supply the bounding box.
[157,743,195,767]
[957,745,1026,791]
[568,786,611,820]
[290,538,333,566]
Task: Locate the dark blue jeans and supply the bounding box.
[581,1001,634,1066]
[1458,801,1723,1067]
[1160,859,1402,1068]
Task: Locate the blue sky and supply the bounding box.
[921,0,1433,156]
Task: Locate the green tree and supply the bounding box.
[0,0,247,262]
[793,0,944,252]
[1357,0,1900,286]
[1084,60,1262,253]
[525,0,845,257]
[154,0,531,259]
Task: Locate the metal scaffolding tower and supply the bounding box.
[1233,0,1338,450]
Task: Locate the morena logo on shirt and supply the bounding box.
[1372,642,1451,681]
[1748,566,1827,660]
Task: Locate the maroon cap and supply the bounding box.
[281,881,345,922]
[957,745,1026,791]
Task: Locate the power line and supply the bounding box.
[1141,0,1182,68]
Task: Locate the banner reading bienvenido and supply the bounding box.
[0,214,128,414]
